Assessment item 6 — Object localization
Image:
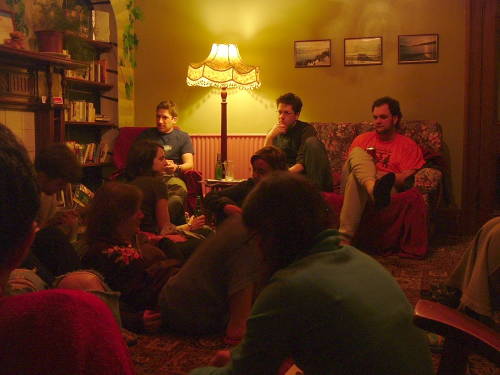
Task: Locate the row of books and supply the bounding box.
[64,100,96,122]
[65,59,108,83]
[66,140,111,165]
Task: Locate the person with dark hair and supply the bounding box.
[0,124,134,374]
[125,139,204,235]
[191,172,433,375]
[82,181,182,333]
[22,143,83,283]
[83,181,261,341]
[135,100,195,224]
[203,145,288,224]
[264,92,333,192]
[338,96,425,244]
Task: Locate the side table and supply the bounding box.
[201,178,244,196]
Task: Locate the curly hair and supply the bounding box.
[372,96,403,126]
[276,92,303,114]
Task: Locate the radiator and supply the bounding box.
[191,134,266,180]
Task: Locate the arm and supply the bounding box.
[156,197,173,233]
[394,169,417,189]
[225,284,255,343]
[190,280,294,375]
[293,126,317,173]
[265,124,286,146]
[288,163,304,173]
[179,152,194,172]
[204,180,255,223]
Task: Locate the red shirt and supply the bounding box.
[349,132,425,174]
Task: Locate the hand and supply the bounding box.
[188,214,205,231]
[164,159,177,174]
[208,350,231,367]
[269,123,287,138]
[375,170,387,180]
[143,309,162,333]
[223,204,242,217]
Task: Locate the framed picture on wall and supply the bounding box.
[294,39,331,68]
[344,37,382,66]
[398,34,439,64]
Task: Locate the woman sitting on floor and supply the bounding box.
[125,139,208,259]
[82,182,181,333]
[82,182,262,341]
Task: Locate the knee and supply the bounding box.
[56,271,106,292]
[348,147,366,158]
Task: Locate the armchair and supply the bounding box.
[110,126,202,214]
[313,120,444,258]
[413,299,499,375]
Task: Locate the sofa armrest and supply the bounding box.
[414,167,442,208]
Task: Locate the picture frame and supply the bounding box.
[398,34,439,64]
[294,39,331,68]
[344,37,383,66]
[0,9,14,45]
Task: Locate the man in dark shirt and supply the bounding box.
[264,92,333,191]
[135,100,195,224]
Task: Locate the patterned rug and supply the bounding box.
[129,235,497,375]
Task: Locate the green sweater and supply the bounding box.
[191,230,433,375]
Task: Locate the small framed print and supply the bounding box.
[344,37,382,66]
[0,9,14,45]
[398,34,439,64]
[294,39,331,68]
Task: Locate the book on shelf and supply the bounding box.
[66,141,107,165]
[65,59,107,83]
[92,10,110,42]
[95,113,111,122]
[64,100,96,122]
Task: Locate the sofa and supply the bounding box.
[310,120,444,258]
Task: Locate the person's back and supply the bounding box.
[254,232,432,374]
[191,172,432,375]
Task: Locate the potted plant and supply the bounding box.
[32,0,90,54]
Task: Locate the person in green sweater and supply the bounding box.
[191,171,433,375]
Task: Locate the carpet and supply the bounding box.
[129,235,498,375]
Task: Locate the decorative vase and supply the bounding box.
[35,30,64,53]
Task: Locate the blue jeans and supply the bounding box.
[6,268,122,326]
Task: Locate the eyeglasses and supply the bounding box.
[277,110,295,116]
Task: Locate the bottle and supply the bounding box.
[215,153,224,180]
[194,195,203,217]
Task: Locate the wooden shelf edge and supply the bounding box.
[65,121,115,127]
[65,77,113,90]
